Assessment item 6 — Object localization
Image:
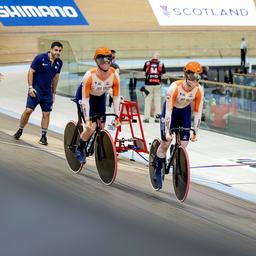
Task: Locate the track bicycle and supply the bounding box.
[64,113,118,186]
[149,126,196,202]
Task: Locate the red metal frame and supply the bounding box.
[114,99,149,154]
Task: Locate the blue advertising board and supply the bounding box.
[0,0,88,26]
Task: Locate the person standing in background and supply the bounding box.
[108,49,120,107]
[13,41,63,145]
[128,71,137,102]
[110,49,120,73]
[240,37,247,67]
[143,52,166,123]
[201,66,209,81]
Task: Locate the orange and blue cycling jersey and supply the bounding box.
[76,67,120,121]
[161,80,204,141]
[166,79,203,116]
[82,67,120,97]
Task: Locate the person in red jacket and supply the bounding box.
[143,52,166,123]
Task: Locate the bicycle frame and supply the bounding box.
[148,121,196,201]
[165,127,195,174]
[76,113,118,157]
[65,100,119,177]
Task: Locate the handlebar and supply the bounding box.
[90,113,119,122]
[155,114,196,135]
[170,127,196,136]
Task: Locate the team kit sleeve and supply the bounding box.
[193,85,204,133]
[81,71,92,121]
[112,71,121,117]
[165,82,178,133]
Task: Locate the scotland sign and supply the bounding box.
[148,0,256,26]
[0,0,88,26]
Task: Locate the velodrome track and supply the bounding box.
[1,113,256,256]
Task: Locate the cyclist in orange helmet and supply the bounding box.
[74,47,121,164]
[153,61,204,190]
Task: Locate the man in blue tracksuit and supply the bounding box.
[14,41,63,145]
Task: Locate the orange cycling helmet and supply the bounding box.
[183,61,203,74]
[94,47,112,60]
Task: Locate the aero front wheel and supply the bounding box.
[149,138,161,190]
[172,146,190,202]
[95,129,117,185]
[64,121,83,174]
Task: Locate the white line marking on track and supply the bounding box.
[0,139,65,156]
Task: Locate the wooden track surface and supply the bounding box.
[1,112,256,255]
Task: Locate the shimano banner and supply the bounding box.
[148,0,256,26]
[0,0,88,26]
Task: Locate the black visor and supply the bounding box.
[96,55,112,64]
[185,71,201,81]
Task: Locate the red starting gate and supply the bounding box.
[114,99,149,154]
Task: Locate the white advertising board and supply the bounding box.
[148,0,256,26]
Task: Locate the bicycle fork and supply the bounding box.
[68,126,80,153]
[96,132,106,161]
[85,131,97,157]
[166,144,177,174]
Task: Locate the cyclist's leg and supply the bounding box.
[153,85,161,121]
[179,105,191,148]
[90,93,106,128]
[75,83,85,125]
[98,101,107,129]
[75,93,106,164]
[93,94,109,159]
[154,101,172,189]
[75,123,96,164]
[171,106,191,201]
[74,91,94,163]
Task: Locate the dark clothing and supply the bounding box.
[109,61,120,107]
[111,62,120,71]
[212,88,225,96]
[201,70,208,81]
[75,83,106,122]
[74,83,85,123]
[143,58,166,85]
[26,51,62,112]
[129,77,137,102]
[31,52,62,94]
[241,49,246,66]
[89,94,106,122]
[75,83,83,104]
[160,101,191,141]
[26,94,53,112]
